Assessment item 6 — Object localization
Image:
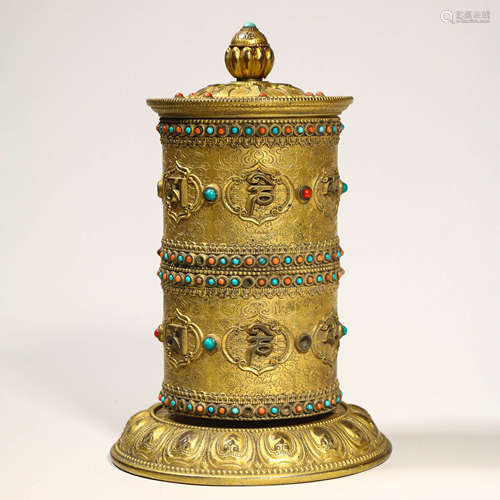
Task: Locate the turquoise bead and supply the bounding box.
[158,271,162,278]
[342,182,348,193]
[333,125,337,132]
[337,250,341,258]
[185,126,191,134]
[203,187,217,201]
[207,405,215,414]
[306,255,313,263]
[258,257,267,265]
[306,403,313,411]
[245,126,253,135]
[177,255,183,262]
[336,396,340,403]
[232,257,240,266]
[187,403,193,411]
[318,125,324,133]
[168,125,174,133]
[325,252,331,260]
[231,278,239,286]
[271,406,278,415]
[317,275,323,283]
[271,278,279,286]
[168,273,174,281]
[297,126,304,134]
[296,277,303,285]
[332,273,337,280]
[161,396,165,403]
[340,123,344,131]
[219,257,227,265]
[206,126,214,135]
[231,126,239,134]
[207,278,215,286]
[203,337,216,351]
[284,256,291,264]
[271,126,279,135]
[185,276,191,284]
[243,22,256,27]
[342,325,348,336]
[170,399,176,407]
[163,253,168,260]
[324,399,331,407]
[231,407,239,415]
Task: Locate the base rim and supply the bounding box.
[110,402,391,485]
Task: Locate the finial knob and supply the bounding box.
[225,23,274,81]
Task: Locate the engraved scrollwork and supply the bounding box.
[163,161,203,223]
[222,162,293,225]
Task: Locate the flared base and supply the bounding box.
[110,402,391,485]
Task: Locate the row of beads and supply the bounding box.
[156,122,344,137]
[157,269,345,287]
[157,248,344,269]
[158,393,343,418]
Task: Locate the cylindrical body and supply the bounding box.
[151,100,350,420]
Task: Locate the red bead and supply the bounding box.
[305,91,314,96]
[204,92,213,98]
[300,186,312,200]
[259,92,267,97]
[174,92,184,98]
[154,329,159,338]
[315,91,324,96]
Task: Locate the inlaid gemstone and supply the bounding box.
[203,337,216,351]
[231,278,240,287]
[270,406,278,415]
[203,187,217,201]
[206,126,214,135]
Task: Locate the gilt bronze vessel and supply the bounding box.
[110,23,391,485]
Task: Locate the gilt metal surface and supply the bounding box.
[111,23,391,484]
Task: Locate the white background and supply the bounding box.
[1,0,499,498]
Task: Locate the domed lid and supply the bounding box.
[147,23,352,119]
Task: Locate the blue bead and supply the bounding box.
[185,126,191,134]
[336,396,340,403]
[158,272,162,278]
[342,182,348,193]
[243,22,256,27]
[271,278,279,286]
[333,125,337,132]
[332,273,337,280]
[317,275,323,283]
[342,325,348,336]
[271,406,278,415]
[203,337,216,350]
[258,257,267,265]
[271,126,279,135]
[284,256,291,264]
[231,278,239,286]
[296,277,303,285]
[187,403,193,411]
[206,126,214,135]
[306,255,313,263]
[203,187,217,201]
[231,407,239,415]
[170,399,176,407]
[168,126,174,133]
[232,257,240,266]
[208,278,215,286]
[168,273,174,281]
[337,251,341,258]
[325,253,330,260]
[161,396,165,403]
[219,257,227,265]
[177,255,183,262]
[185,276,191,284]
[231,126,239,134]
[208,406,215,414]
[318,125,324,133]
[297,126,304,134]
[306,403,313,411]
[324,399,330,407]
[245,127,253,135]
